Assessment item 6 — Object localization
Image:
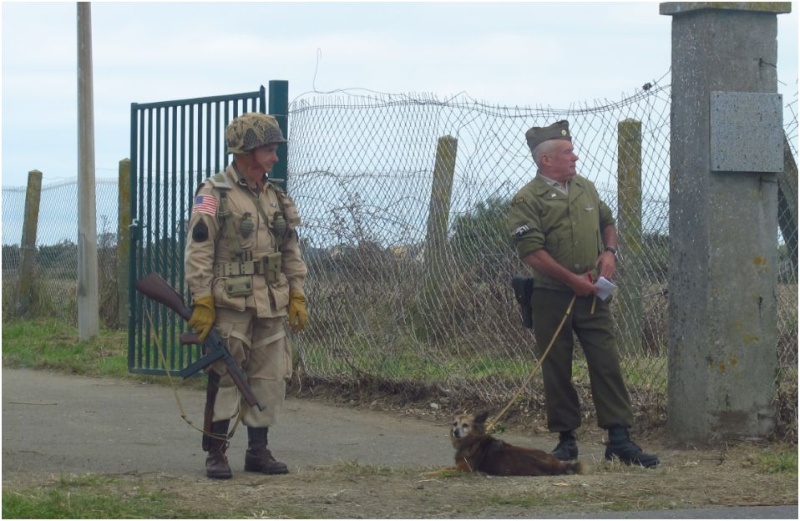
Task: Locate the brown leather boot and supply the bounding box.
[205,420,232,479]
[244,427,288,474]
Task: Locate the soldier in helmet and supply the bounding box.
[184,112,308,479]
[508,120,659,468]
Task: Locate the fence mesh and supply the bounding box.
[2,73,797,435]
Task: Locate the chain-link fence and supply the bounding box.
[2,74,797,436]
[288,77,797,435]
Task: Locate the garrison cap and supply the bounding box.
[525,120,571,152]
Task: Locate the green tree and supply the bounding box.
[450,196,515,273]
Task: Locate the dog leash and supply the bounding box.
[485,294,577,433]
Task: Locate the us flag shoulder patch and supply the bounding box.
[192,195,218,215]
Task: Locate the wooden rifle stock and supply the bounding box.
[135,273,265,411]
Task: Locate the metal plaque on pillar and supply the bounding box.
[709,91,783,173]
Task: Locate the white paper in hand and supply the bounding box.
[594,276,618,301]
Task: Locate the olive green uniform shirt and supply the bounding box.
[508,173,614,289]
[508,172,633,431]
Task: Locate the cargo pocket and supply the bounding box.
[268,274,290,313]
[212,277,247,311]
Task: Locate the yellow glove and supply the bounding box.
[288,291,307,333]
[188,295,215,342]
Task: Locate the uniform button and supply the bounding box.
[574,264,581,269]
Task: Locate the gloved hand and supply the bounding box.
[188,295,215,342]
[288,291,307,333]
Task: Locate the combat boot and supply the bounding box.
[244,427,289,475]
[551,430,579,461]
[605,425,659,468]
[205,420,232,479]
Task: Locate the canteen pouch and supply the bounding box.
[225,275,254,298]
[511,275,534,329]
[263,252,282,285]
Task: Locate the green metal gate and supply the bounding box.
[127,82,289,376]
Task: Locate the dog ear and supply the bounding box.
[474,411,490,424]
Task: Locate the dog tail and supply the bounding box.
[565,461,586,475]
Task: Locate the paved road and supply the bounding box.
[2,368,796,519]
[2,368,454,477]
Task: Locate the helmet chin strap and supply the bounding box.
[233,155,268,190]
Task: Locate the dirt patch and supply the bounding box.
[4,441,796,519]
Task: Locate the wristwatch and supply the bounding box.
[604,246,618,257]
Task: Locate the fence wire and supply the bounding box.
[2,75,797,435]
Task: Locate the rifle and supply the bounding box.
[511,275,534,329]
[134,272,265,411]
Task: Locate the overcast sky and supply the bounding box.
[1,1,798,188]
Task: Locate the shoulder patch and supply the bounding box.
[512,224,531,238]
[192,194,218,216]
[512,195,525,206]
[191,221,209,242]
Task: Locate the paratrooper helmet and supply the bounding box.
[225,113,286,155]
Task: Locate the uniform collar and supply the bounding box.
[533,172,585,196]
[229,163,267,192]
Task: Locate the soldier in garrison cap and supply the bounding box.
[184,112,308,479]
[508,120,659,468]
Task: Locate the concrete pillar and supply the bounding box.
[661,2,791,442]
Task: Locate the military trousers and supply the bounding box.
[210,307,292,428]
[530,288,634,432]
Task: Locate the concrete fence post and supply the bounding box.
[661,2,791,442]
[15,169,43,317]
[617,119,644,357]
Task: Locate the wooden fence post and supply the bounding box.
[16,169,43,317]
[424,135,458,270]
[617,119,644,356]
[117,158,131,329]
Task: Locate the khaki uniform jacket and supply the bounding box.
[509,173,614,291]
[184,165,307,318]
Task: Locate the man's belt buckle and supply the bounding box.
[216,261,256,277]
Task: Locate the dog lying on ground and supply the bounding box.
[446,411,585,476]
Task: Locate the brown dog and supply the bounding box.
[449,412,585,476]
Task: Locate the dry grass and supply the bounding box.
[3,442,795,518]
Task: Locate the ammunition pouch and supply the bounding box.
[511,275,534,329]
[214,253,283,286]
[263,252,282,285]
[225,276,253,298]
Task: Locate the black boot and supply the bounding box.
[605,426,659,468]
[244,427,289,475]
[204,420,232,479]
[551,430,579,461]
